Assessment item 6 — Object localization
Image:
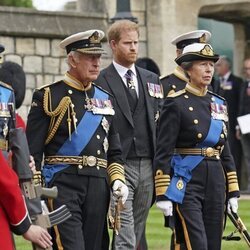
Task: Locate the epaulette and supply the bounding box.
[36,80,61,90]
[168,89,186,98]
[160,74,170,81]
[208,90,225,101]
[0,80,13,91]
[92,82,113,97]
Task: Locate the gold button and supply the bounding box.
[211,97,215,101]
[184,95,189,99]
[97,150,101,155]
[220,134,225,138]
[194,119,198,124]
[172,85,176,89]
[197,133,202,139]
[97,135,100,139]
[189,107,194,111]
[68,90,73,94]
[78,165,83,169]
[216,146,221,150]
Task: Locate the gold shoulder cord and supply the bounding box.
[43,87,76,145]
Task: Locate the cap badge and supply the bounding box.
[199,33,206,43]
[89,31,101,44]
[200,45,214,56]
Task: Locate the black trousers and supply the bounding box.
[49,171,110,250]
[174,159,225,250]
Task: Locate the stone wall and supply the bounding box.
[0,6,108,122]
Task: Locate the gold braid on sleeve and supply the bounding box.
[43,87,76,145]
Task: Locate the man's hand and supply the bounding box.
[23,224,52,248]
[156,200,173,216]
[29,155,36,174]
[112,180,129,204]
[228,197,238,214]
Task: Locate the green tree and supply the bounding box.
[0,0,33,8]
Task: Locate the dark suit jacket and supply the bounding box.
[95,63,162,159]
[213,73,243,136]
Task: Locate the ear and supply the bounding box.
[110,40,116,50]
[68,54,77,68]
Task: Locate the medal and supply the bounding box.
[103,137,109,153]
[176,178,184,190]
[101,117,110,134]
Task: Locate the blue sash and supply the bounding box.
[165,96,223,203]
[42,87,108,184]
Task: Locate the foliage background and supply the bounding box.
[0,0,33,7]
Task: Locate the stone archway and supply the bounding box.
[199,2,250,75]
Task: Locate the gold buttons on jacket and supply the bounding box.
[211,97,215,101]
[184,95,189,99]
[189,107,194,111]
[68,90,73,94]
[96,135,100,139]
[197,133,202,139]
[97,150,101,155]
[172,85,176,89]
[78,165,83,169]
[216,146,221,150]
[194,119,198,124]
[220,134,225,139]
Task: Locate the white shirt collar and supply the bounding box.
[113,61,137,78]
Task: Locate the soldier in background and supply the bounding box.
[161,30,211,97]
[26,30,128,250]
[0,44,52,250]
[0,61,26,129]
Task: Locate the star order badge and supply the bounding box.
[101,117,110,134]
[103,137,109,153]
[176,178,184,190]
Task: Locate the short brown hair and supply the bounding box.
[107,20,139,43]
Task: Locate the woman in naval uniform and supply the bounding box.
[154,43,240,250]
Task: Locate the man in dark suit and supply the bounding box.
[95,20,163,250]
[214,55,244,185]
[160,30,211,97]
[237,57,250,191]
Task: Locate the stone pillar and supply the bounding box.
[233,23,245,77]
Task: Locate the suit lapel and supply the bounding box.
[105,64,134,127]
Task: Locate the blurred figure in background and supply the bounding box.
[0,61,26,129]
[237,57,250,192]
[214,55,244,186]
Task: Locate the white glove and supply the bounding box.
[227,197,238,214]
[112,180,129,204]
[156,200,173,216]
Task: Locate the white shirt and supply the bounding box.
[112,61,139,96]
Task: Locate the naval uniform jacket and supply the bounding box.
[26,75,125,185]
[154,83,240,202]
[95,63,162,160]
[160,66,188,98]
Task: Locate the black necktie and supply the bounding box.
[124,69,137,109]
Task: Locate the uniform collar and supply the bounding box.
[173,66,189,82]
[63,72,92,91]
[185,82,208,96]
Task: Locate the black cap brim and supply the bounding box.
[175,52,219,65]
